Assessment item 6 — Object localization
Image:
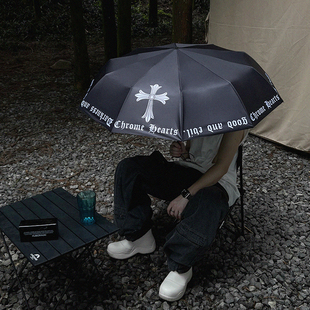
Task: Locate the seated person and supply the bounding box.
[107,130,247,301]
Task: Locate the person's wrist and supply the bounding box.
[180,152,189,160]
[181,189,192,200]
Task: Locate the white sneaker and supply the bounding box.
[159,268,192,302]
[107,229,156,259]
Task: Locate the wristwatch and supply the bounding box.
[181,189,192,200]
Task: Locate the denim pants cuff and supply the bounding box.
[167,258,191,273]
[123,222,153,242]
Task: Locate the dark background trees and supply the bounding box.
[101,0,117,60]
[70,0,91,90]
[172,0,193,43]
[0,0,210,91]
[117,0,132,57]
[148,0,158,27]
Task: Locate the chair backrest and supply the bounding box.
[236,145,245,235]
[218,144,245,236]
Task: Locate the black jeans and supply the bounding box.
[113,151,229,271]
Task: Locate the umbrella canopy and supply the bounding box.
[81,43,283,141]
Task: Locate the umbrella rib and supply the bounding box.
[178,50,253,114]
[112,51,177,127]
[181,48,273,89]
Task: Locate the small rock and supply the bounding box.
[50,59,72,70]
[225,292,235,304]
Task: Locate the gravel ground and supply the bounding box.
[1,47,310,310]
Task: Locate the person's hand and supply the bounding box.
[167,195,188,220]
[170,141,187,158]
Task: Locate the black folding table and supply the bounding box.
[0,188,118,309]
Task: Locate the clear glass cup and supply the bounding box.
[77,190,96,225]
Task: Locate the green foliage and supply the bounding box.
[0,0,103,46]
[194,0,210,13]
[158,9,172,19]
[131,1,172,38]
[0,0,72,44]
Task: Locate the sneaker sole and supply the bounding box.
[158,272,192,302]
[158,289,186,302]
[107,241,156,260]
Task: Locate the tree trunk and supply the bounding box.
[148,0,158,27]
[117,0,131,57]
[70,0,90,91]
[172,0,192,43]
[33,0,41,20]
[101,0,117,62]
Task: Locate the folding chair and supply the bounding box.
[218,145,245,237]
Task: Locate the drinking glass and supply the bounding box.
[77,190,96,225]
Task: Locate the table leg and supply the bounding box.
[1,231,31,310]
[48,243,101,310]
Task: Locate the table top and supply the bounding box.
[0,188,118,266]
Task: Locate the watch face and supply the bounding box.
[182,189,190,199]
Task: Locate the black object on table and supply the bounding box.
[0,187,118,309]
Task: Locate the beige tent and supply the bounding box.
[208,0,310,152]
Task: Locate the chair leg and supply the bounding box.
[237,145,245,236]
[227,212,242,238]
[240,197,245,236]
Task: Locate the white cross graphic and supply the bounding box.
[135,84,169,123]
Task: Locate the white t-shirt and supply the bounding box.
[177,132,247,206]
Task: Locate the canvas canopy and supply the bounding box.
[208,0,310,152]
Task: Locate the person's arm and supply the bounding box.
[167,130,245,220]
[188,130,244,195]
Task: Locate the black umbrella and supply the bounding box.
[81,43,283,141]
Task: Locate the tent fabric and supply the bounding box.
[207,0,310,152]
